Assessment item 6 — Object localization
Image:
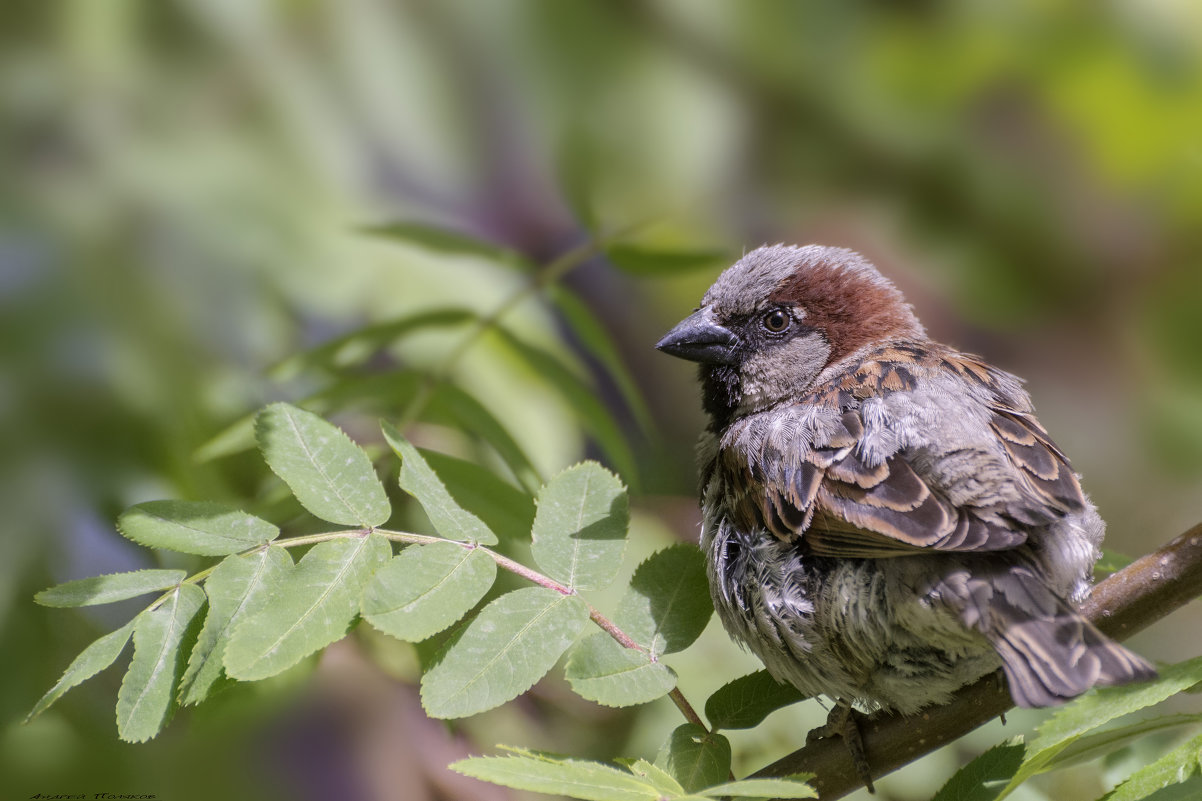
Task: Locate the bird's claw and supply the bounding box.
[807,702,875,793]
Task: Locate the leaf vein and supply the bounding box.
[453,594,574,700]
[124,587,186,724]
[282,407,361,525]
[256,537,369,660]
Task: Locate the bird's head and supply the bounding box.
[656,244,924,427]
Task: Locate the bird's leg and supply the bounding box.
[806,699,875,793]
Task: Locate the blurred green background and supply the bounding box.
[4,2,1202,800]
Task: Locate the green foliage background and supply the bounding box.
[3,2,1202,800]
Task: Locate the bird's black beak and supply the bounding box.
[655,308,738,365]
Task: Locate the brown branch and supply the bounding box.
[751,523,1202,800]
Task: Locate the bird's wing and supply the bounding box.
[746,349,1086,559]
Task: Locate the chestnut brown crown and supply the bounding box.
[656,245,926,422]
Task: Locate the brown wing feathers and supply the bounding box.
[991,409,1086,516]
[748,349,1087,557]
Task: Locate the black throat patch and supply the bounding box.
[701,363,741,431]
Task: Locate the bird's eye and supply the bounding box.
[761,309,790,333]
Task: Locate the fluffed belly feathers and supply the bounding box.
[701,505,1120,712]
[704,515,1003,714]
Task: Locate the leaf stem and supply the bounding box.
[668,688,708,730]
[587,608,644,652]
[374,528,711,731]
[153,522,712,731]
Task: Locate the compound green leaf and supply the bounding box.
[178,547,292,705]
[531,462,629,591]
[36,569,187,608]
[421,587,589,719]
[616,545,712,656]
[1000,655,1202,798]
[381,423,498,545]
[362,541,496,642]
[224,534,391,681]
[705,669,808,731]
[655,724,731,794]
[620,759,684,796]
[452,752,659,801]
[932,737,1026,801]
[255,403,391,528]
[1104,731,1202,801]
[421,449,535,543]
[115,584,206,742]
[700,777,817,798]
[1042,713,1202,773]
[27,618,138,721]
[118,500,278,556]
[564,632,675,707]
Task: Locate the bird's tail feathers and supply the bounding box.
[948,564,1156,708]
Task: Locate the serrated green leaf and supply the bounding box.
[224,534,391,680]
[178,547,292,705]
[999,655,1202,798]
[451,753,659,801]
[604,244,730,276]
[492,329,638,486]
[655,724,731,793]
[362,541,496,642]
[531,462,629,591]
[115,584,206,742]
[620,759,684,796]
[700,777,817,798]
[118,500,278,556]
[932,737,1027,801]
[616,545,712,656]
[421,449,535,542]
[547,285,653,434]
[255,403,391,528]
[35,569,187,608]
[564,632,675,707]
[420,587,590,719]
[27,619,138,721]
[381,423,498,545]
[430,383,543,494]
[1044,714,1202,773]
[360,222,531,269]
[705,669,807,731]
[1103,731,1202,801]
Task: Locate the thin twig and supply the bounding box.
[668,687,708,729]
[751,522,1202,799]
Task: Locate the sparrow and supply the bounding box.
[656,245,1154,786]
